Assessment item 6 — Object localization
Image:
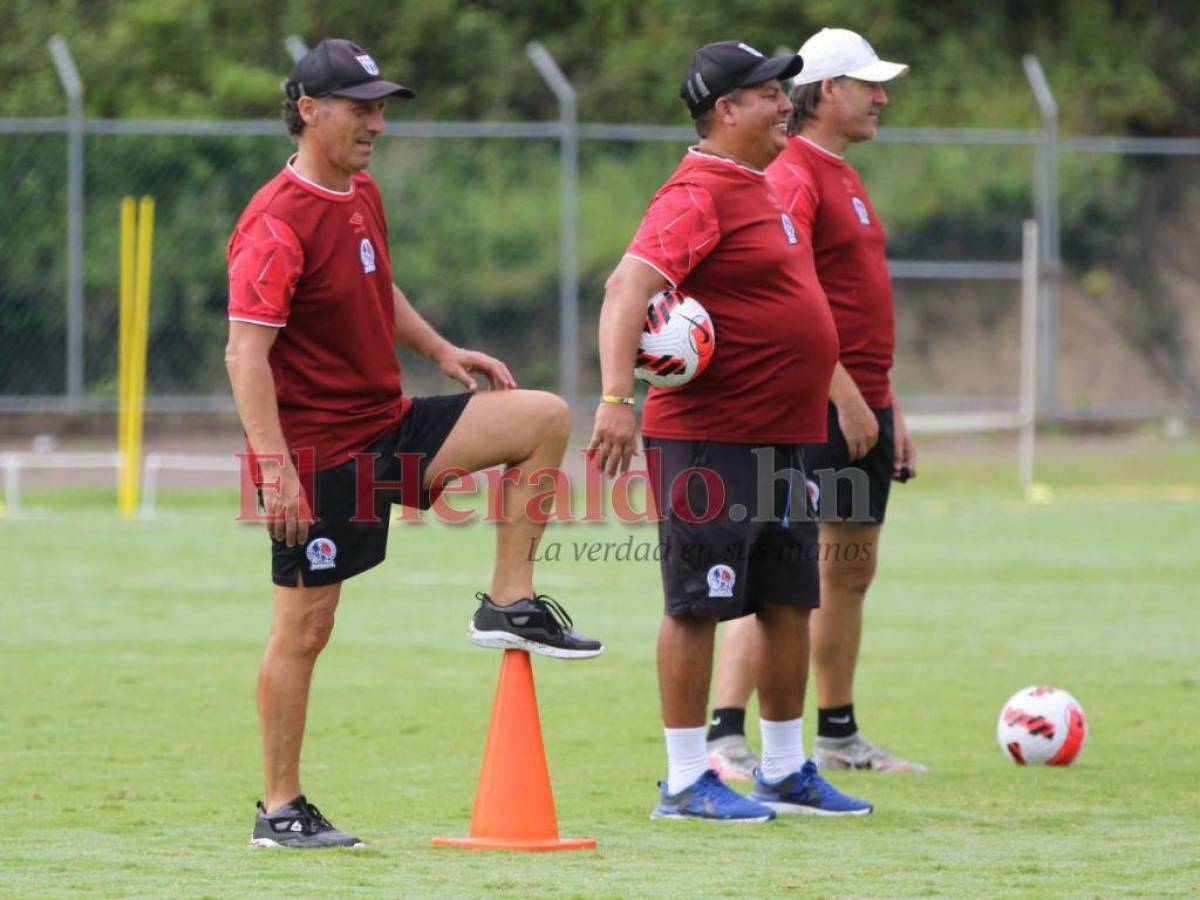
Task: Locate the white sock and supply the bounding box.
[664,726,709,794]
[760,717,805,781]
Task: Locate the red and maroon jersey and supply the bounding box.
[625,148,838,444]
[227,158,410,474]
[766,136,895,408]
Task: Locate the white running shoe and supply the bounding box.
[813,733,929,773]
[706,735,759,782]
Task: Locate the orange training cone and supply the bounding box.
[432,649,596,852]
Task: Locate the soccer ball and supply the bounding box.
[634,290,715,388]
[996,686,1088,766]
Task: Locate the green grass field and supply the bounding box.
[3,435,1198,897]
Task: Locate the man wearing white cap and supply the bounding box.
[705,28,927,778]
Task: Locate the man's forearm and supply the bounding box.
[829,361,866,410]
[598,293,643,397]
[228,354,290,461]
[393,284,453,361]
[599,260,665,396]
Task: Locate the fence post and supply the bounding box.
[1022,55,1060,419]
[1019,220,1040,492]
[284,35,308,64]
[526,42,579,411]
[48,35,85,413]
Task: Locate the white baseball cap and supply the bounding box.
[793,28,908,85]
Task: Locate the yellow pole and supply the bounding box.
[120,196,154,518]
[117,197,136,514]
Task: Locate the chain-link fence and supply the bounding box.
[2,116,1198,420]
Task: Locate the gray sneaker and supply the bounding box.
[249,795,365,848]
[706,735,759,782]
[814,733,929,773]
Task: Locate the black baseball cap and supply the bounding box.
[285,39,415,101]
[681,41,804,118]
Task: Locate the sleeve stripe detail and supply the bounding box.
[623,254,677,288]
[228,316,286,328]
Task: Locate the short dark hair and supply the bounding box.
[693,88,746,138]
[282,97,305,139]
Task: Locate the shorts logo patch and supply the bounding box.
[852,197,871,225]
[781,213,798,245]
[360,237,376,273]
[706,564,736,598]
[306,538,337,571]
[355,54,380,76]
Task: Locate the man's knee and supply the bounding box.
[273,601,338,659]
[290,611,336,657]
[529,391,570,443]
[822,554,877,598]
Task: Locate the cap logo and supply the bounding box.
[737,42,765,58]
[693,72,710,99]
[355,54,379,76]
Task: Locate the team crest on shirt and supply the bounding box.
[780,213,798,245]
[852,197,871,225]
[707,564,736,598]
[355,54,380,76]
[306,538,337,571]
[360,237,376,273]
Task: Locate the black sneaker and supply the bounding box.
[249,795,365,848]
[469,593,604,659]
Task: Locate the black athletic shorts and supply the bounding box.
[268,393,472,587]
[802,402,894,525]
[645,437,821,622]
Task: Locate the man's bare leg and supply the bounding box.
[705,615,760,778]
[657,614,721,796]
[258,578,342,813]
[811,521,923,771]
[423,389,570,604]
[755,602,808,722]
[712,616,757,709]
[750,600,874,813]
[658,614,717,727]
[810,522,879,709]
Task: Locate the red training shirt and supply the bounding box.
[766,136,895,408]
[625,148,839,444]
[227,158,410,474]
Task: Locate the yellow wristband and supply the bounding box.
[601,394,635,406]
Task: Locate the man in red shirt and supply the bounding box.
[591,41,872,821]
[706,28,926,777]
[226,39,601,849]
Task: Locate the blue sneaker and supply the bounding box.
[651,769,776,822]
[751,760,874,816]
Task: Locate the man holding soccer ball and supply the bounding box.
[591,40,873,820]
[706,28,927,779]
